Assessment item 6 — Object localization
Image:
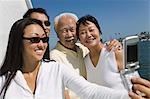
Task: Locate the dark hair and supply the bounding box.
[23,7,50,61]
[23,8,49,20]
[0,18,50,98]
[76,15,103,42]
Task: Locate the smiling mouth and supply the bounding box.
[86,37,95,43]
[35,49,44,56]
[66,39,75,42]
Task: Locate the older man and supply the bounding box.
[50,12,89,99]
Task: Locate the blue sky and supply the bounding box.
[32,0,150,49]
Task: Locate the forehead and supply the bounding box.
[79,21,95,28]
[24,24,45,36]
[31,12,48,21]
[58,16,76,25]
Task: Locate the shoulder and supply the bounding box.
[76,43,89,57]
[84,54,90,65]
[50,48,61,54]
[41,61,67,72]
[50,47,66,56]
[84,53,90,60]
[50,50,66,62]
[50,48,65,58]
[76,43,87,50]
[41,61,75,78]
[41,61,59,69]
[50,42,62,53]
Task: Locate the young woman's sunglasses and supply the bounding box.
[43,21,50,26]
[23,37,49,43]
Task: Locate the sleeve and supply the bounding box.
[50,50,64,62]
[61,64,130,99]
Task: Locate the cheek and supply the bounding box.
[79,35,85,43]
[22,44,33,56]
[96,34,101,41]
[59,33,65,39]
[44,43,48,49]
[79,34,85,40]
[73,31,77,35]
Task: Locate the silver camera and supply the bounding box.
[121,35,140,92]
[120,65,140,91]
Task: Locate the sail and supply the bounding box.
[0,0,32,68]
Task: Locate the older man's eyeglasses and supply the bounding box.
[23,37,49,43]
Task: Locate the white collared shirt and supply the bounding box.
[0,61,130,99]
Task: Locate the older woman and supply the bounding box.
[0,18,129,99]
[76,15,125,90]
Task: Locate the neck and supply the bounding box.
[89,42,103,57]
[89,43,104,67]
[22,61,41,73]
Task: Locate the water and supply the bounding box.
[138,40,150,80]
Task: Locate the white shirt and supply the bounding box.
[0,61,129,99]
[50,42,89,99]
[85,47,126,90]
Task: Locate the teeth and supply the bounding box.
[86,37,95,43]
[36,50,43,53]
[66,39,74,42]
[35,50,43,55]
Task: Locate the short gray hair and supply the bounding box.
[54,12,78,33]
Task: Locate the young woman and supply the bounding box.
[0,18,129,99]
[76,15,126,91]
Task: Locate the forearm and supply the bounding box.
[63,63,129,99]
[65,73,129,99]
[115,49,124,71]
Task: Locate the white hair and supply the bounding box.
[54,12,78,33]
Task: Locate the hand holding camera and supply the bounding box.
[120,66,140,92]
[129,77,150,99]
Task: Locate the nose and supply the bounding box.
[37,40,47,49]
[66,30,73,37]
[86,31,91,37]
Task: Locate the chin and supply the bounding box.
[35,56,43,61]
